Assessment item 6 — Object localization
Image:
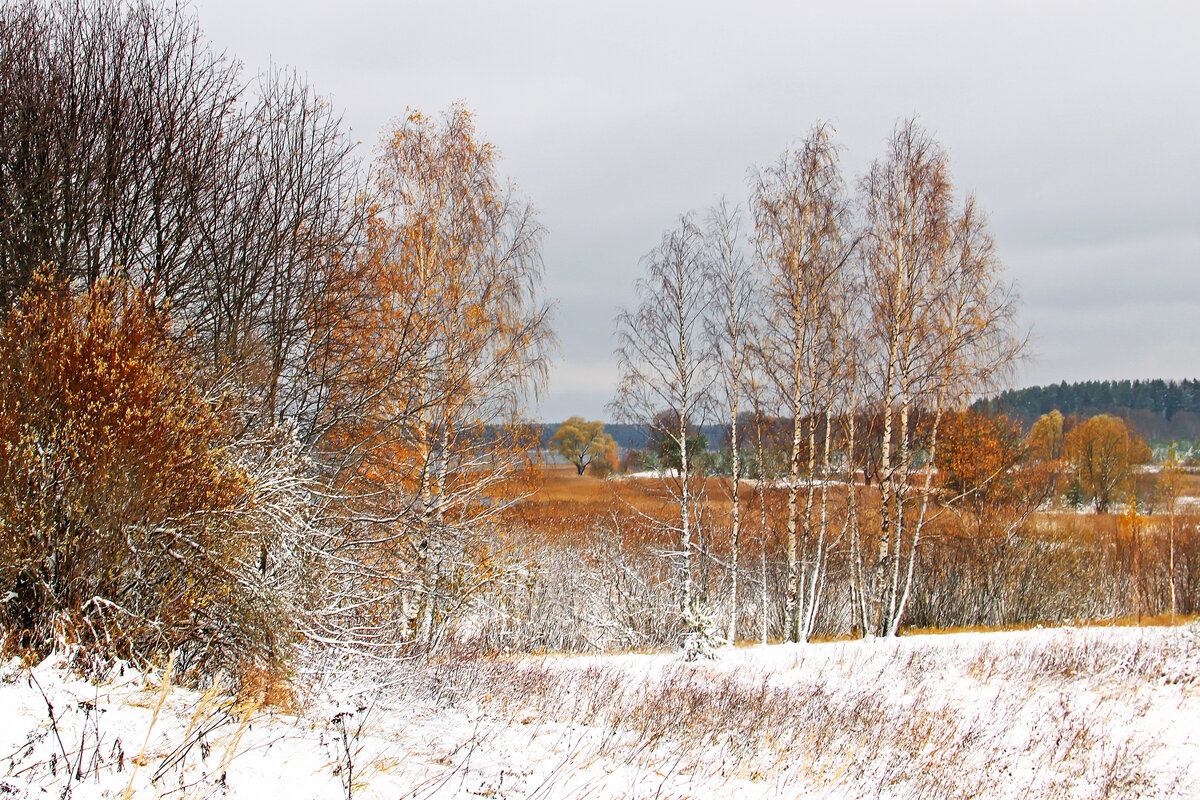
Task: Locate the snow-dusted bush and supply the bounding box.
[0,273,294,680]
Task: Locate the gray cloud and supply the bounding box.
[194,0,1200,420]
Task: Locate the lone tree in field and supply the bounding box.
[1063,414,1151,513]
[551,417,617,475]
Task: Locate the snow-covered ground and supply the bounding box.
[3,625,1198,798]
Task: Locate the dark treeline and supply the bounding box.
[979,379,1200,441]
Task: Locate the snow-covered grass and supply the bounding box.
[4,625,1199,798]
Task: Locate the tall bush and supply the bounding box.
[0,271,288,677]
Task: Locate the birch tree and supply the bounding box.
[859,119,1022,637]
[751,124,853,642]
[703,199,756,642]
[612,214,714,644]
[320,105,553,651]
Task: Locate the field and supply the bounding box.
[5,624,1199,799]
[5,465,1200,798]
[495,464,1200,647]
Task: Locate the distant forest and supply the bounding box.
[977,379,1200,441]
[540,380,1200,454]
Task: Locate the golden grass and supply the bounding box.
[506,465,852,555]
[901,614,1200,638]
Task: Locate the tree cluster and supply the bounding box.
[612,120,1025,643]
[0,2,552,679]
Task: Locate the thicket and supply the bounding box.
[0,0,552,683]
[0,273,297,676]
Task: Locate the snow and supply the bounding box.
[616,469,671,479]
[741,477,850,488]
[3,625,1199,798]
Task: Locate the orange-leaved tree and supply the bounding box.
[320,105,554,649]
[936,409,1060,538]
[0,270,287,675]
[937,410,1024,506]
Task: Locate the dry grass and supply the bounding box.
[414,626,1200,798]
[485,463,1200,649]
[506,465,829,556]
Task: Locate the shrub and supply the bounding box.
[0,271,289,678]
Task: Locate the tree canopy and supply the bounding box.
[1063,414,1151,512]
[550,417,616,475]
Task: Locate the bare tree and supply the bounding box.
[744,382,782,644]
[751,123,853,642]
[0,0,382,670]
[0,0,239,307]
[703,199,756,642]
[612,214,714,645]
[0,0,366,429]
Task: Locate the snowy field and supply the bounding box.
[3,625,1199,799]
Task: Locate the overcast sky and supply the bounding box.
[194,0,1200,421]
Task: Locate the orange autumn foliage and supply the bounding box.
[936,409,1024,505]
[0,270,282,672]
[325,105,552,515]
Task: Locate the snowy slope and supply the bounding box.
[2,625,1198,798]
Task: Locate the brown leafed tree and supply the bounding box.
[0,270,286,675]
[937,409,1060,531]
